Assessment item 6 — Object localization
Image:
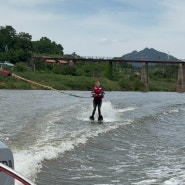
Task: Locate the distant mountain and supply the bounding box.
[122,48,179,61]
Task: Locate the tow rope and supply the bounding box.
[0,69,91,98]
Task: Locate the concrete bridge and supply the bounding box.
[31,56,185,92]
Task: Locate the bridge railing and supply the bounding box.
[83,56,113,60]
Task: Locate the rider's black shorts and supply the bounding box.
[94,98,102,105]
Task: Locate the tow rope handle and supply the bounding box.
[0,69,11,76]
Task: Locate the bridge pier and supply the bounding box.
[141,62,149,91]
[176,63,185,92]
[108,61,113,80]
[69,60,74,66]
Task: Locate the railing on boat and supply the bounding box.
[0,163,36,185]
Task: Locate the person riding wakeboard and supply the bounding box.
[89,81,104,121]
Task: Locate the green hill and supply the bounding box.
[122,48,179,61]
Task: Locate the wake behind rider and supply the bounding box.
[89,81,104,121]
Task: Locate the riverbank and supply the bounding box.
[0,71,176,91]
[0,72,121,91]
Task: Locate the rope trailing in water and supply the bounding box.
[0,69,91,98]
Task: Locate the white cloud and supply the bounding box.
[97,38,118,45]
[0,0,185,58]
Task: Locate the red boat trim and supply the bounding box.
[0,163,35,185]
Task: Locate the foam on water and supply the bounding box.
[14,101,133,184]
[102,101,119,122]
[163,173,185,185]
[117,106,137,113]
[14,121,132,184]
[77,101,123,122]
[132,161,185,185]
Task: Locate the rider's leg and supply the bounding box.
[90,100,96,120]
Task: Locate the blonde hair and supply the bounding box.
[95,81,101,87]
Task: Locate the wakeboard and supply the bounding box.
[89,115,103,124]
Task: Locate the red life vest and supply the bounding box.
[93,86,103,99]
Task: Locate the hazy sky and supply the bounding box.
[1,0,185,58]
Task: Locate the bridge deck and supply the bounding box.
[32,56,184,64]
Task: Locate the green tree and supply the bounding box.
[119,76,132,90]
[0,25,64,64]
[0,26,33,63]
[15,62,31,72]
[61,66,76,75]
[33,37,63,55]
[15,32,33,52]
[0,25,16,52]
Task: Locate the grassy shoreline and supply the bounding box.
[0,72,121,91]
[0,71,177,91]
